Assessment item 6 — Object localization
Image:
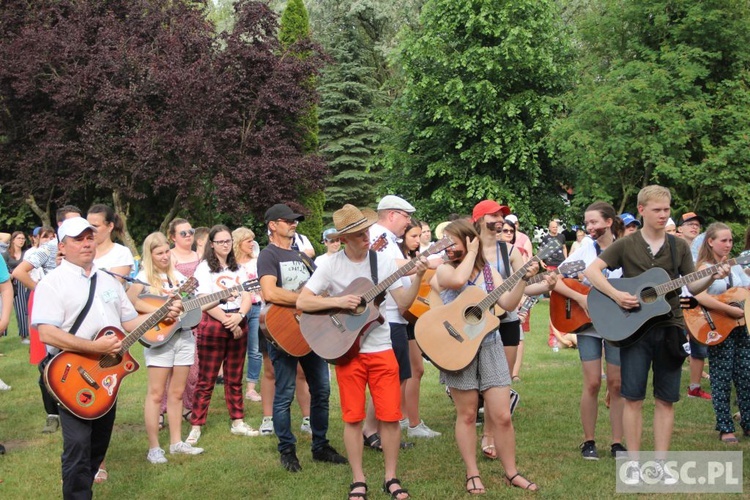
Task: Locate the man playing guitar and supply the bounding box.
[257,204,346,473]
[32,217,182,499]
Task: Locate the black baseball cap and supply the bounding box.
[264,203,305,223]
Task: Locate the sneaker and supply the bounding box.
[0,379,11,391]
[300,416,311,434]
[399,417,409,430]
[21,338,30,345]
[42,415,60,434]
[231,421,260,437]
[407,421,441,438]
[186,426,201,445]
[147,447,168,464]
[259,416,274,435]
[688,387,712,400]
[280,448,302,473]
[170,441,204,455]
[312,444,347,464]
[580,440,599,460]
[610,442,627,458]
[654,461,679,485]
[245,389,262,402]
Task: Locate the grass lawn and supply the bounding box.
[0,301,747,499]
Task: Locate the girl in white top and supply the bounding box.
[127,232,205,463]
[552,201,626,459]
[87,204,134,282]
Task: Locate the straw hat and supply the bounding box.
[331,204,378,238]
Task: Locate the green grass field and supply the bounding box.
[0,301,747,499]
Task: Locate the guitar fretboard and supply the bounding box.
[652,258,740,297]
[182,281,260,311]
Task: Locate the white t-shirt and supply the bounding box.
[561,237,622,338]
[369,223,409,324]
[193,261,244,311]
[95,243,135,272]
[31,259,138,355]
[304,250,400,353]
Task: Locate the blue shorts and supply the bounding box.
[620,326,683,403]
[688,335,708,360]
[577,334,620,366]
[389,323,412,381]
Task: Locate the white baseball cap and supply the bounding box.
[58,216,96,241]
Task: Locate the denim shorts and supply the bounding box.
[577,334,620,366]
[620,326,683,403]
[688,335,708,360]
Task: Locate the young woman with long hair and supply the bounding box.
[5,231,30,341]
[694,222,750,443]
[552,201,626,460]
[432,219,542,493]
[187,225,259,444]
[126,232,205,463]
[86,204,134,281]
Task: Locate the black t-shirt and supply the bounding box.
[257,244,311,292]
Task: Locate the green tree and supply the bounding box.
[550,0,750,220]
[383,0,574,227]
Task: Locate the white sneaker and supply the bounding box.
[0,379,11,391]
[170,441,204,455]
[259,416,274,436]
[407,421,441,438]
[300,416,311,434]
[399,417,409,430]
[186,426,201,445]
[146,447,168,464]
[231,421,260,437]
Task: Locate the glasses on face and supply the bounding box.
[277,219,299,225]
[501,229,515,234]
[683,222,700,229]
[393,210,410,219]
[212,239,232,246]
[326,238,340,243]
[178,228,196,238]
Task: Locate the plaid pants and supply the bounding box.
[191,313,248,426]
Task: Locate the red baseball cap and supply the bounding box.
[472,200,511,222]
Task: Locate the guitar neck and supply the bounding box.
[121,297,178,352]
[654,258,738,297]
[182,283,256,312]
[476,256,540,313]
[526,267,562,285]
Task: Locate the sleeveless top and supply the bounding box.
[174,259,201,278]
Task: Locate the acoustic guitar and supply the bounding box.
[299,237,455,364]
[138,279,261,348]
[44,278,197,419]
[587,254,750,347]
[415,239,561,372]
[685,287,749,345]
[260,234,388,357]
[403,255,452,324]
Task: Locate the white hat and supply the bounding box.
[58,216,96,241]
[505,214,519,225]
[377,195,416,213]
[666,217,676,227]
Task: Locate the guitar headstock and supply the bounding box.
[423,236,456,258]
[736,250,750,268]
[535,238,562,262]
[559,260,586,278]
[371,233,388,252]
[178,277,198,297]
[242,279,261,292]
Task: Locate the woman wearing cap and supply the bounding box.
[693,222,750,443]
[431,219,542,493]
[315,228,341,267]
[186,225,259,445]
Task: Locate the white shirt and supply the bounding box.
[95,243,135,272]
[31,259,138,355]
[193,261,244,311]
[370,222,409,324]
[305,250,400,353]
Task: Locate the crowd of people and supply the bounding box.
[1,186,749,498]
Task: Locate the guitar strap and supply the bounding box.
[369,250,386,304]
[496,241,511,279]
[297,251,317,275]
[70,273,98,335]
[667,234,679,278]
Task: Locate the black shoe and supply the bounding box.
[0,443,5,455]
[280,449,302,472]
[580,440,599,460]
[312,444,347,465]
[215,376,224,385]
[610,442,627,457]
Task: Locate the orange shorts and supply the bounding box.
[335,350,401,424]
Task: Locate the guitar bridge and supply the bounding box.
[78,366,100,389]
[329,315,345,333]
[442,321,464,342]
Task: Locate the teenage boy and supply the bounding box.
[297,204,426,500]
[585,186,728,460]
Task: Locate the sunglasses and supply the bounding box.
[178,229,196,237]
[501,229,515,234]
[276,219,299,225]
[326,238,340,243]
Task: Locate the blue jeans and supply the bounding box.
[245,304,262,383]
[267,343,331,454]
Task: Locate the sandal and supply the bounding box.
[348,481,368,499]
[363,432,383,452]
[481,436,497,460]
[382,478,409,499]
[466,475,485,495]
[94,468,108,484]
[504,472,538,491]
[719,432,739,444]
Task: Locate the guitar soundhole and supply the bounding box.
[640,287,657,304]
[353,298,366,315]
[463,306,483,325]
[100,354,123,368]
